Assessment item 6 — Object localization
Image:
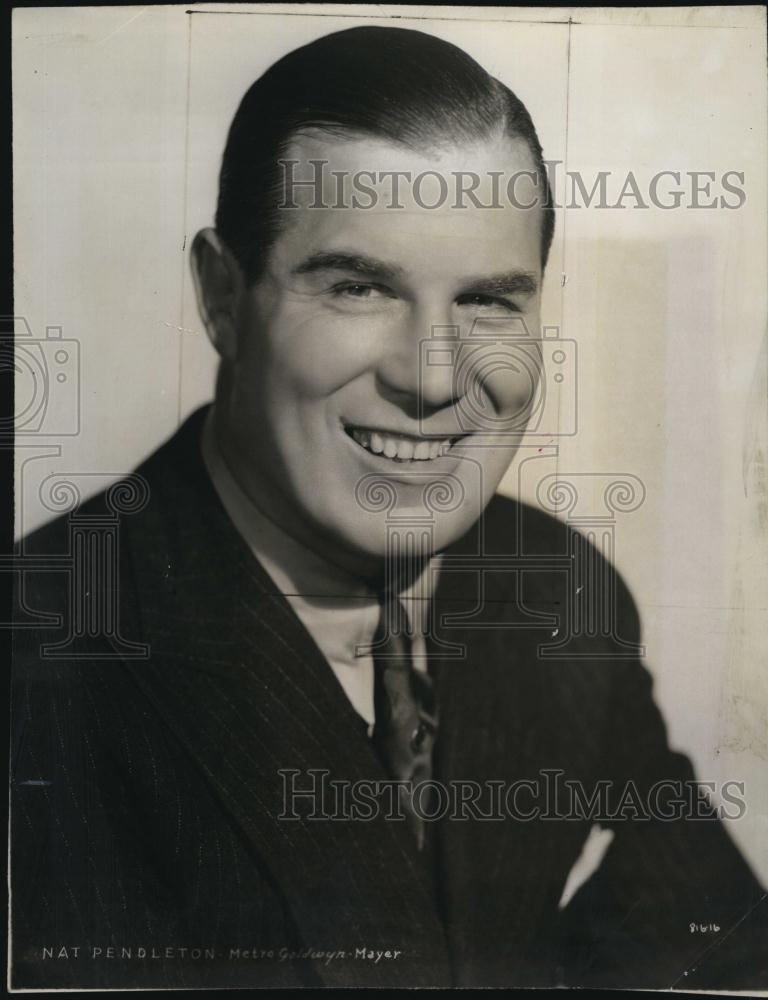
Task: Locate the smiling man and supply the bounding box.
[193,126,544,572]
[11,25,766,992]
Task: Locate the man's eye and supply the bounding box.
[331,282,390,299]
[457,293,520,313]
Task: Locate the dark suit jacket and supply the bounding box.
[10,406,767,989]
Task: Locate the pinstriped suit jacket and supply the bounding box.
[11,406,767,989]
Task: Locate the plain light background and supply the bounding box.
[13,5,768,880]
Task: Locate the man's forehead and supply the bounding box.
[271,130,546,280]
[285,127,535,169]
[282,129,542,209]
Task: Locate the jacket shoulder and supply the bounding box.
[477,491,642,648]
[483,491,570,555]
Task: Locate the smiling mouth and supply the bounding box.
[343,424,465,462]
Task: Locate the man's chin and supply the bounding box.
[317,509,479,577]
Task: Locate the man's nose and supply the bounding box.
[375,307,461,415]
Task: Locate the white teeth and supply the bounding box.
[348,426,454,462]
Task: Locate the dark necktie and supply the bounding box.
[371,592,438,851]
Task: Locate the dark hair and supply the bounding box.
[216,26,555,283]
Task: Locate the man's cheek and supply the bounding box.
[502,346,543,422]
[269,343,360,398]
[475,366,540,431]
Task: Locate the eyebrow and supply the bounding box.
[458,272,539,298]
[293,250,539,297]
[293,251,405,283]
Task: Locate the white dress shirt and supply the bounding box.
[200,409,440,732]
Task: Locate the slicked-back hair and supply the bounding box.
[216,26,555,284]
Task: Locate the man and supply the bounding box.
[10,25,767,990]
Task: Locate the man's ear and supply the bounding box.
[190,228,243,361]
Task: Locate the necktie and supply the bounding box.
[371,592,438,851]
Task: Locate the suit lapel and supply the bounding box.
[121,410,451,987]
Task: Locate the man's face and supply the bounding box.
[209,132,545,576]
